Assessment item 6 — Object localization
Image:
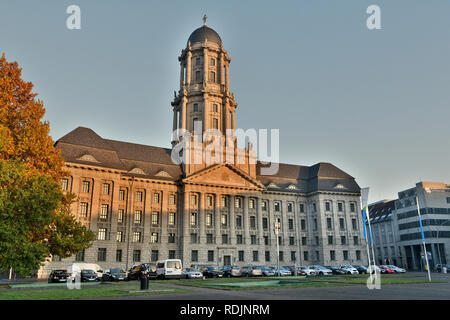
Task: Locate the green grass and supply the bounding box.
[0,281,190,300]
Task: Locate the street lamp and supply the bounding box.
[274,221,281,277]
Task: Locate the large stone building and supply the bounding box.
[369,182,450,270]
[40,21,367,277]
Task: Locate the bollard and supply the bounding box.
[140,276,149,290]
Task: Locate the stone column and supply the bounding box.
[186,50,192,85]
[181,97,187,131]
[231,110,236,130]
[229,195,235,245]
[215,194,222,246]
[219,52,224,85]
[243,197,250,245]
[203,47,208,87]
[172,108,177,136]
[256,197,264,246]
[180,62,184,87]
[199,191,206,245]
[225,63,229,91]
[224,102,230,134]
[182,190,190,263]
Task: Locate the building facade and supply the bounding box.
[40,21,367,277]
[369,182,450,270]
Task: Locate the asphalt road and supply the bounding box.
[99,272,450,300]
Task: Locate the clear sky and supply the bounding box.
[1,0,449,204]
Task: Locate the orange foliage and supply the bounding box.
[0,53,66,180]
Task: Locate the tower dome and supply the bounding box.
[187,25,222,45]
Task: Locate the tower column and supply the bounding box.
[186,50,192,85]
[219,52,224,86]
[232,110,236,130]
[203,47,208,87]
[181,97,187,131]
[172,108,177,142]
[225,63,229,91]
[180,63,184,87]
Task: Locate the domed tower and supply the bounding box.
[171,16,237,144]
[171,17,255,178]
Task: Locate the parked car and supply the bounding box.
[324,266,346,275]
[48,270,70,283]
[386,265,406,273]
[190,264,213,272]
[367,265,382,274]
[282,266,298,276]
[298,266,316,276]
[127,263,157,280]
[80,269,98,282]
[352,265,368,274]
[182,268,203,279]
[102,268,127,281]
[310,265,333,276]
[380,265,395,274]
[271,266,292,276]
[241,266,263,277]
[258,266,276,277]
[340,265,359,275]
[295,268,307,276]
[436,264,450,272]
[221,265,242,277]
[156,259,183,280]
[67,263,103,279]
[203,266,224,278]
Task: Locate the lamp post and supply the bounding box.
[274,221,281,277]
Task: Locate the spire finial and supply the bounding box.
[203,14,207,26]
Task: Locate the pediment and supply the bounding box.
[77,154,99,163]
[129,167,146,175]
[183,164,264,189]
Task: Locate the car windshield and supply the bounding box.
[82,270,95,274]
[231,266,240,270]
[190,268,200,272]
[54,270,67,274]
[167,261,181,269]
[110,269,124,273]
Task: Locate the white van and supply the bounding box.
[156,259,182,279]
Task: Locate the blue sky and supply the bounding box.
[1,0,449,203]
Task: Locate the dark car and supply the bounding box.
[203,267,224,278]
[325,266,346,275]
[221,265,242,278]
[353,265,368,274]
[102,268,127,281]
[80,269,98,282]
[127,263,157,280]
[436,264,450,272]
[48,270,70,283]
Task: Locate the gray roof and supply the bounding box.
[188,26,222,45]
[55,127,360,193]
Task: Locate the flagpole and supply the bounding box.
[416,196,431,282]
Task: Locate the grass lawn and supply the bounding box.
[0,281,190,300]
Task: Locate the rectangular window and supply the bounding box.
[338,202,343,212]
[287,203,293,212]
[353,236,359,245]
[117,209,124,223]
[191,250,198,262]
[341,236,347,245]
[190,212,197,226]
[313,218,318,231]
[236,215,242,228]
[249,199,255,209]
[117,231,123,242]
[196,57,201,65]
[133,250,141,262]
[195,71,201,82]
[52,255,61,262]
[328,235,333,245]
[301,219,306,230]
[136,191,143,202]
[356,250,361,260]
[312,203,317,212]
[151,232,158,243]
[151,212,159,225]
[236,234,243,244]
[262,201,267,211]
[208,250,214,262]
[250,216,256,229]
[79,202,88,217]
[251,235,257,244]
[191,194,197,206]
[288,218,294,230]
[169,250,176,259]
[265,251,270,262]
[330,250,336,261]
[291,251,296,262]
[119,189,125,201]
[235,197,241,208]
[61,178,69,191]
[289,236,295,245]
[100,204,108,219]
[264,236,269,245]
[206,213,213,227]
[191,233,198,244]
[327,217,332,230]
[350,202,356,212]
[279,251,284,262]
[102,183,110,195]
[98,228,107,240]
[169,212,176,226]
[81,181,89,193]
[222,234,228,244]
[222,196,227,207]
[325,201,331,211]
[116,249,122,262]
[303,251,309,261]
[315,236,319,245]
[274,202,280,212]
[447,197,450,204]
[168,233,176,243]
[210,58,215,66]
[221,214,227,226]
[209,71,215,82]
[75,250,85,262]
[352,218,358,230]
[134,210,142,224]
[238,251,244,262]
[153,193,160,203]
[252,251,259,262]
[206,233,213,244]
[343,250,349,260]
[98,248,107,262]
[302,237,307,245]
[299,203,305,213]
[151,250,158,262]
[339,218,345,230]
[213,103,218,112]
[262,217,268,229]
[169,194,176,205]
[133,232,141,243]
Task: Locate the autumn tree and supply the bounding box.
[0,53,95,277]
